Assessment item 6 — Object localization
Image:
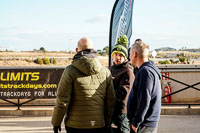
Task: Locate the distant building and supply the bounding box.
[155,47,176,51]
[182,48,200,53]
[166,53,178,58]
[0,47,9,51]
[33,49,43,52]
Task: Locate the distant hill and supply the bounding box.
[155,47,176,51]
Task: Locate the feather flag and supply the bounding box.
[109,0,134,67]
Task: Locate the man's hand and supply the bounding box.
[53,125,61,133]
[132,124,137,132]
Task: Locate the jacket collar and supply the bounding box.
[73,49,96,60]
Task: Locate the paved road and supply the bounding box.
[0,115,200,133]
[158,115,200,133]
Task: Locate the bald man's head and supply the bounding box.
[77,38,93,51]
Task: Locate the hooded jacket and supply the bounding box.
[127,62,161,128]
[51,49,115,129]
[111,61,134,115]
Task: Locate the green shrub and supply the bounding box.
[43,58,50,65]
[50,58,57,64]
[34,58,43,65]
[101,53,107,56]
[179,57,186,64]
[53,58,57,64]
[25,58,32,63]
[169,59,178,64]
[175,60,179,64]
[40,47,46,53]
[158,60,170,64]
[186,58,190,64]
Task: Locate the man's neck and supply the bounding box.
[137,58,148,68]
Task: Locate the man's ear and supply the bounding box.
[134,51,137,58]
[76,48,79,53]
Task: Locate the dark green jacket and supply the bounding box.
[51,50,115,129]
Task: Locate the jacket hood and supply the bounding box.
[140,61,161,79]
[72,49,102,75]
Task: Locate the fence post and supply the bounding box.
[17,98,21,110]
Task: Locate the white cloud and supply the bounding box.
[85,14,110,23]
[0,26,45,35]
[0,37,25,42]
[5,29,44,35]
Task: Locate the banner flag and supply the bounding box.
[109,0,134,67]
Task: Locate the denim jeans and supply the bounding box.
[137,126,157,133]
[130,125,157,133]
[111,114,130,133]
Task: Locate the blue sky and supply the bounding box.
[0,0,200,51]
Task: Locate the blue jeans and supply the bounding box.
[137,126,157,133]
[111,114,130,133]
[130,125,157,133]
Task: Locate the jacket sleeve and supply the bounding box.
[131,69,153,128]
[51,66,73,126]
[117,69,134,100]
[105,69,116,126]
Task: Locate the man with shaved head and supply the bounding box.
[52,37,115,133]
[77,37,93,51]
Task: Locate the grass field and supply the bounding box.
[0,51,109,66]
[0,51,200,66]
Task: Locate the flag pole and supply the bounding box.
[109,0,119,68]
